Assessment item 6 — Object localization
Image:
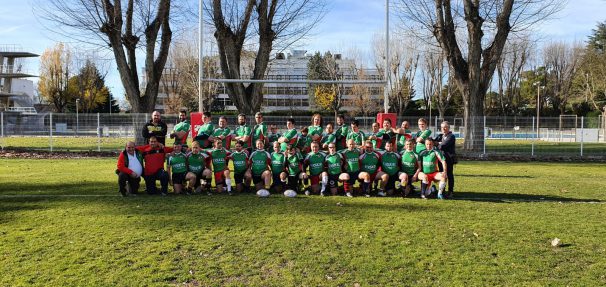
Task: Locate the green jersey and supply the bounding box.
[249,149,271,176]
[339,149,361,172]
[396,129,412,152]
[359,151,380,174]
[419,149,445,174]
[367,131,381,149]
[321,132,336,146]
[304,152,326,176]
[347,130,366,146]
[234,125,252,148]
[230,150,249,174]
[187,152,208,174]
[376,128,396,150]
[335,125,349,150]
[196,122,215,148]
[268,132,281,145]
[270,152,287,175]
[280,128,298,151]
[308,125,323,141]
[286,152,303,176]
[380,151,400,176]
[400,150,419,176]
[208,148,230,172]
[172,120,191,145]
[324,153,344,175]
[213,127,231,149]
[252,123,268,146]
[168,152,187,174]
[415,129,432,154]
[296,134,311,153]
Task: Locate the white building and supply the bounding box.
[0,45,38,114]
[215,50,384,112]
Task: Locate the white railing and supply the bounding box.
[0,44,24,53]
[0,65,35,76]
[6,107,37,114]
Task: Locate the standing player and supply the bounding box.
[207,139,232,195]
[398,139,420,197]
[167,143,188,194]
[267,124,281,151]
[231,141,251,193]
[270,142,288,193]
[367,122,382,150]
[334,114,349,151]
[358,140,384,197]
[346,120,365,146]
[278,118,298,152]
[303,141,326,195]
[418,139,448,199]
[170,110,190,152]
[396,121,412,152]
[379,141,401,196]
[233,114,252,152]
[185,141,212,195]
[320,123,336,150]
[414,118,432,154]
[252,112,268,149]
[376,118,398,151]
[339,139,361,197]
[194,111,215,149]
[308,114,323,143]
[285,144,306,192]
[296,127,311,155]
[213,116,232,149]
[320,143,349,196]
[249,139,272,192]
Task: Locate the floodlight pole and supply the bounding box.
[383,0,390,113]
[198,0,204,113]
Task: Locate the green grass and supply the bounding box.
[1,158,606,286]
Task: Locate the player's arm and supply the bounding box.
[436,151,448,175]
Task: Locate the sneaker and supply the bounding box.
[228,191,234,196]
[364,193,371,198]
[194,186,202,194]
[161,192,168,196]
[119,189,127,197]
[320,191,325,197]
[346,192,353,198]
[437,192,444,200]
[377,191,386,197]
[207,191,212,196]
[421,194,427,199]
[305,190,311,196]
[404,185,411,197]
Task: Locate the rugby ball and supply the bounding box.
[283,189,297,198]
[256,189,270,197]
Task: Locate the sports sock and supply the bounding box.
[362,182,370,194]
[225,179,232,192]
[438,181,446,192]
[343,181,350,192]
[321,174,328,193]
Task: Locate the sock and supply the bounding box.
[225,179,232,192]
[362,182,370,194]
[421,182,427,195]
[321,175,328,193]
[401,180,407,189]
[438,181,446,193]
[205,178,212,190]
[343,182,350,192]
[304,178,309,186]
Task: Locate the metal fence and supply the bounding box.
[0,112,604,158]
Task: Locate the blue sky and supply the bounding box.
[1,0,605,102]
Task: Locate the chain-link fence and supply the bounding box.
[0,112,604,158]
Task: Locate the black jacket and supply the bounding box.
[434,132,456,159]
[141,120,168,145]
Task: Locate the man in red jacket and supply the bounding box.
[136,136,173,195]
[116,141,144,196]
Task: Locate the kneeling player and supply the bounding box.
[208,139,232,195]
[398,139,420,197]
[358,140,384,197]
[285,144,306,192]
[249,139,272,191]
[185,141,212,194]
[167,143,188,194]
[340,139,361,197]
[270,141,288,193]
[231,141,252,193]
[321,143,349,196]
[379,141,401,196]
[303,141,326,195]
[418,139,448,199]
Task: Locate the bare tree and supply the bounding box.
[348,69,377,117]
[395,0,564,151]
[421,51,446,118]
[542,41,584,114]
[496,36,532,115]
[37,0,183,114]
[208,0,326,114]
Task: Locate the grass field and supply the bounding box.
[1,158,605,286]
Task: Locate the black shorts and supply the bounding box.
[287,173,300,190]
[327,174,340,188]
[252,175,264,185]
[172,172,186,185]
[234,172,245,184]
[272,173,284,186]
[347,171,360,185]
[385,174,398,190]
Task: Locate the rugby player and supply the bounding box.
[358,140,384,197]
[249,139,272,191]
[185,141,212,195]
[233,114,253,152]
[398,139,421,197]
[418,139,448,199]
[320,143,349,196]
[339,139,361,197]
[379,141,401,196]
[230,140,252,193]
[167,143,188,194]
[207,138,232,195]
[346,119,365,146]
[303,141,326,195]
[270,141,288,193]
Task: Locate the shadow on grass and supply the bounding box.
[0,181,115,196]
[452,191,602,203]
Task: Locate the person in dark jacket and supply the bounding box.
[116,141,144,197]
[434,121,456,197]
[142,111,168,145]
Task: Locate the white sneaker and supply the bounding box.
[320,191,325,197]
[304,190,310,196]
[377,191,386,197]
[346,192,353,198]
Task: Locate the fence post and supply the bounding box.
[97,113,101,152]
[483,116,486,156]
[49,113,53,152]
[1,112,4,150]
[531,116,535,157]
[580,116,584,157]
